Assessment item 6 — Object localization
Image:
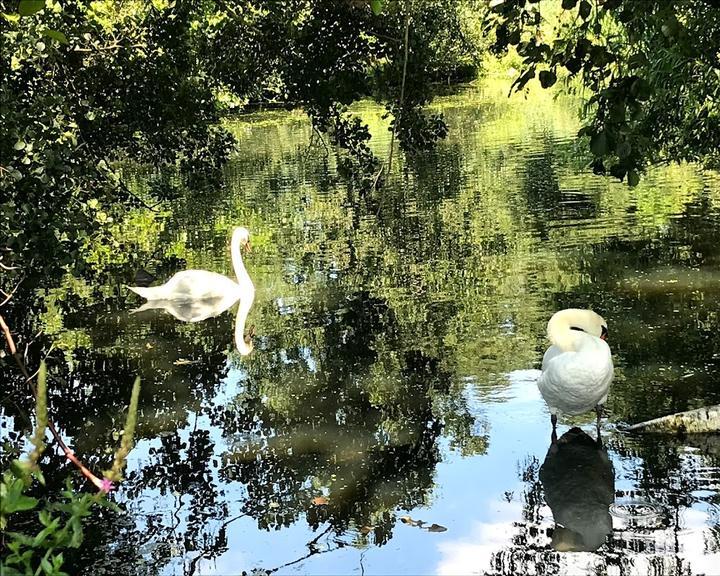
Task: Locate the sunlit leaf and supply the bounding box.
[312,496,329,506]
[42,29,69,44]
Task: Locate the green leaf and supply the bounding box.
[5,531,35,546]
[12,494,39,512]
[617,141,631,158]
[370,0,382,15]
[590,131,608,156]
[627,169,640,187]
[538,70,557,88]
[42,29,69,44]
[17,0,45,16]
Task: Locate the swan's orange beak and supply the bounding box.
[242,241,252,255]
[600,326,608,340]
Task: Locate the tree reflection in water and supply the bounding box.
[4,85,720,575]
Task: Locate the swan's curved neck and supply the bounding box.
[547,309,597,352]
[231,234,248,283]
[234,289,255,356]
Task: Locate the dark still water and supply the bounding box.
[4,80,720,575]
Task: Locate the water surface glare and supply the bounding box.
[9,83,720,575]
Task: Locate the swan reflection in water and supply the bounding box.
[540,427,615,552]
[129,226,255,355]
[132,291,255,355]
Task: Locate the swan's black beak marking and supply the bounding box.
[600,325,608,340]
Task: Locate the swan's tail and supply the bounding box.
[126,285,156,300]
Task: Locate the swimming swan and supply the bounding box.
[128,227,252,310]
[128,227,256,355]
[538,309,613,441]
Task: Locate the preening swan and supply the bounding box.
[538,308,613,442]
[128,226,255,355]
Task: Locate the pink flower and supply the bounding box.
[99,477,115,493]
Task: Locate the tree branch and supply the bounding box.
[388,12,411,172]
[0,314,108,492]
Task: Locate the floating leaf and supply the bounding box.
[399,515,424,527]
[369,0,382,15]
[312,496,329,506]
[18,0,45,16]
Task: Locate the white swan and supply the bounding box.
[128,227,256,355]
[129,227,251,310]
[538,308,613,441]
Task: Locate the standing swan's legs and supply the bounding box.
[595,405,603,446]
[551,413,558,444]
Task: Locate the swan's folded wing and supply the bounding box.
[541,345,563,370]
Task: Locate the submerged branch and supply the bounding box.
[624,405,720,434]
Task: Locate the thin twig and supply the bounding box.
[0,314,107,491]
[0,260,21,271]
[0,277,24,308]
[185,512,248,576]
[267,525,336,573]
[387,12,411,173]
[73,43,145,52]
[312,125,330,157]
[371,161,385,192]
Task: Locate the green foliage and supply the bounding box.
[1,473,103,576]
[198,0,488,180]
[1,361,140,575]
[486,0,720,184]
[1,0,488,291]
[0,0,234,289]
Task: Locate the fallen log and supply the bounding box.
[624,405,720,434]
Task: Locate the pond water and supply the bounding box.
[5,80,720,575]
